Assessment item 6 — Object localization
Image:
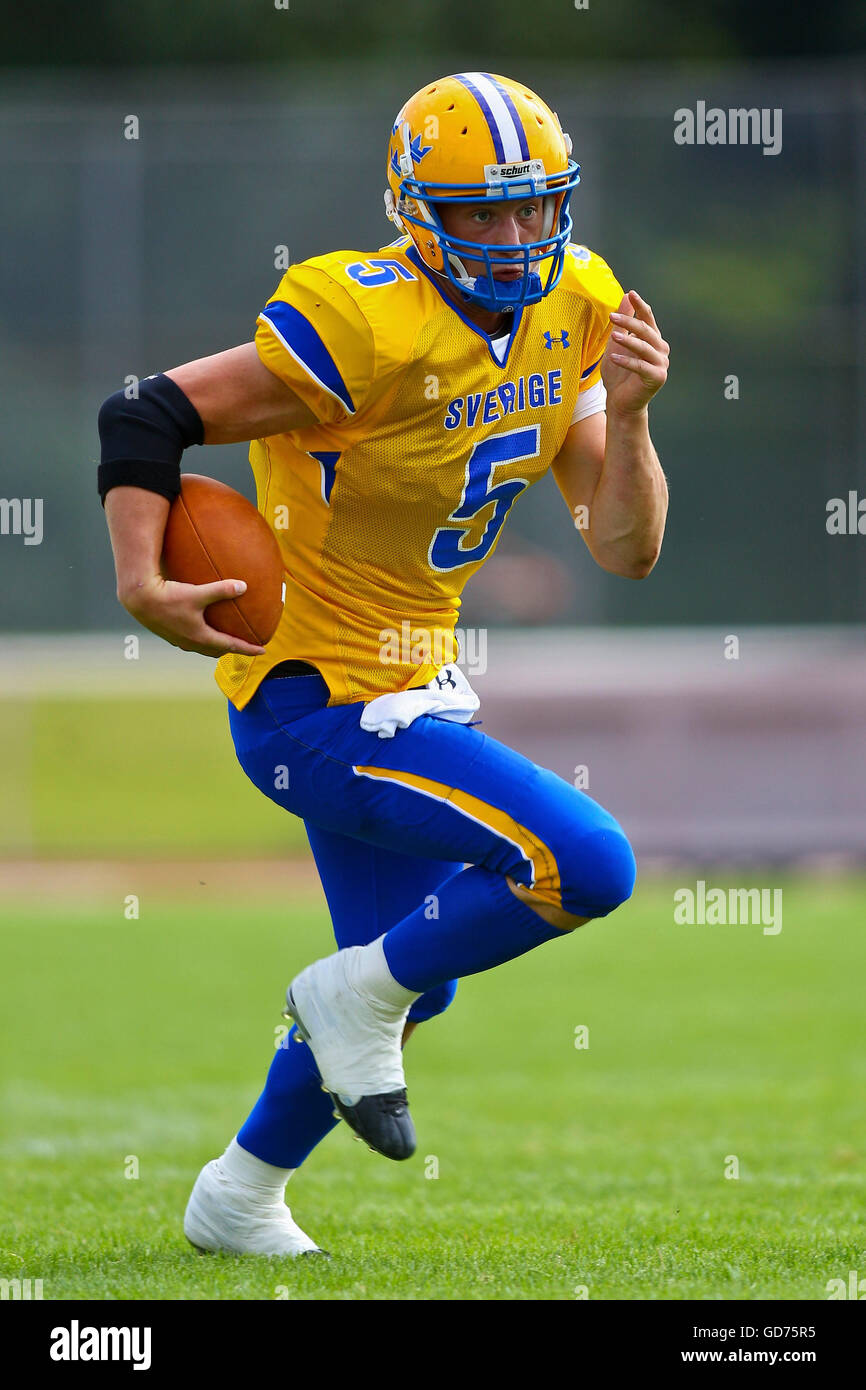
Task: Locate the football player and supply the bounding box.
[98,72,669,1256]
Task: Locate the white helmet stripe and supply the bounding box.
[459,71,525,163]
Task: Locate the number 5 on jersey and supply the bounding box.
[428,424,540,572]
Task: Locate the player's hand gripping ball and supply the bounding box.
[161,474,284,645]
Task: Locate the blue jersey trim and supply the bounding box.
[405,246,524,370]
[309,450,340,505]
[260,301,355,415]
[580,355,603,379]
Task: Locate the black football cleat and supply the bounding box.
[331,1089,416,1161]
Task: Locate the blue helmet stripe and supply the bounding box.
[260,301,355,415]
[454,73,506,162]
[483,73,531,161]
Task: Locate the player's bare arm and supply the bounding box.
[103,345,314,658]
[552,290,669,579]
[166,343,318,444]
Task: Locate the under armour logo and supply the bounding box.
[543,330,570,349]
[435,668,458,690]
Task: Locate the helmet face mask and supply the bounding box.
[403,182,575,313]
[385,73,581,313]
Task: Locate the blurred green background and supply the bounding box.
[0,694,306,857]
[2,0,863,65]
[1,0,865,637]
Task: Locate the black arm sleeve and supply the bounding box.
[97,373,204,506]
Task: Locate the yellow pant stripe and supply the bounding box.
[352,764,562,909]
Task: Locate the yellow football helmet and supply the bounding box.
[385,72,580,311]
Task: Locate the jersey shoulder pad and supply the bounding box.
[560,244,625,391]
[561,243,624,319]
[311,240,426,368]
[255,256,377,425]
[305,239,420,303]
[256,245,421,423]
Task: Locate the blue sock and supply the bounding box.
[237,1025,337,1169]
[383,866,564,993]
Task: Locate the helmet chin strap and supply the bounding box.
[445,251,477,292]
[439,254,510,314]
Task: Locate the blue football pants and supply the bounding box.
[228,671,635,1167]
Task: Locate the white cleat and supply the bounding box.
[183,1157,325,1257]
[285,946,416,1161]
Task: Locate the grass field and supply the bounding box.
[0,696,307,857]
[2,871,864,1301]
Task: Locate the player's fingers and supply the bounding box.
[170,621,266,658]
[160,580,267,656]
[188,578,249,609]
[626,290,660,330]
[184,605,267,655]
[609,313,669,354]
[608,352,668,380]
[609,331,668,365]
[197,625,267,657]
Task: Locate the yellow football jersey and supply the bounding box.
[215,237,622,708]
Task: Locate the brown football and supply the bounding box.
[161,474,284,645]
